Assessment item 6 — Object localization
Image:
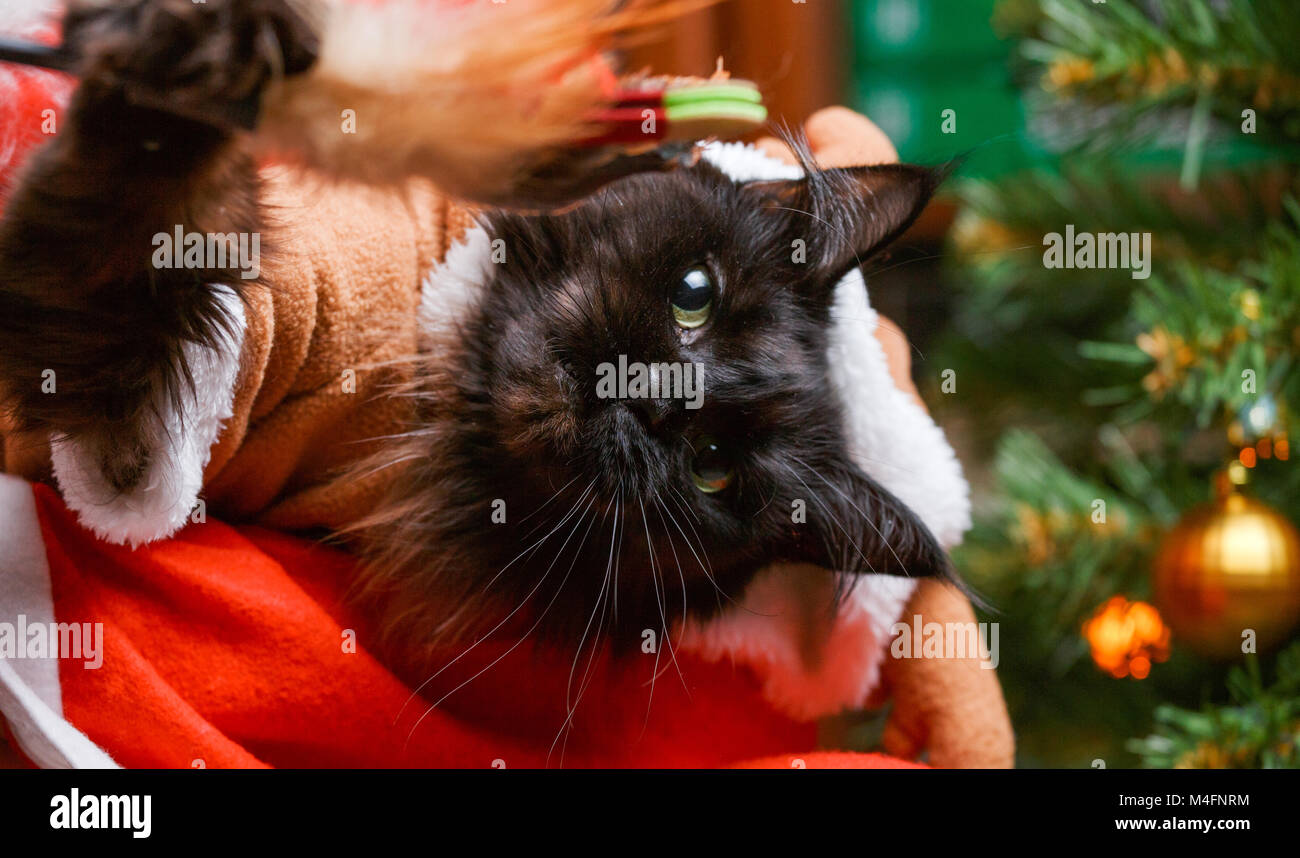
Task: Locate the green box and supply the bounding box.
[850,0,1006,67]
[851,66,1035,177]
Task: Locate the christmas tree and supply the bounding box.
[930,0,1300,767]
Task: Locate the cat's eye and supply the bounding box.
[671,267,714,329]
[690,437,733,493]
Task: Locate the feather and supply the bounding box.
[0,0,723,207]
[254,0,715,205]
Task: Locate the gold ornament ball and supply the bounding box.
[1153,493,1300,660]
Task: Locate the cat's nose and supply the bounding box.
[625,398,673,435]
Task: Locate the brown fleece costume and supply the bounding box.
[1,170,475,530]
[1,107,1013,768]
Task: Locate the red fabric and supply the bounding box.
[0,15,72,213]
[24,483,920,769]
[734,752,926,770]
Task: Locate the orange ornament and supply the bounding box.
[1083,596,1171,679]
[1153,491,1300,660]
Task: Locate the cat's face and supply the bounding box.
[373,150,956,648]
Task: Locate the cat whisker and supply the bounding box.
[638,619,670,743]
[548,493,621,766]
[517,472,585,535]
[828,312,929,363]
[641,501,673,725]
[790,453,913,576]
[783,462,864,574]
[639,496,684,734]
[342,451,428,480]
[404,493,599,751]
[752,483,779,517]
[666,485,701,526]
[611,476,623,620]
[659,492,778,620]
[347,425,439,445]
[660,495,692,695]
[639,497,689,697]
[653,492,728,614]
[489,478,596,591]
[421,477,594,644]
[395,479,596,722]
[554,592,611,768]
[663,489,712,576]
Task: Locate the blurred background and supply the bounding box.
[631,0,1300,768]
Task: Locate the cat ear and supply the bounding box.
[781,459,954,583]
[745,162,941,287]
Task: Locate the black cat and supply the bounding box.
[349,145,956,653]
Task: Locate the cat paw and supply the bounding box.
[62,0,318,127]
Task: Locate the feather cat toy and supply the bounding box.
[0,0,1014,767]
[0,0,763,208]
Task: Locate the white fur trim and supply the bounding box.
[0,473,119,767]
[419,221,492,332]
[0,658,119,768]
[0,473,61,713]
[50,286,246,547]
[828,270,971,547]
[679,143,972,719]
[700,140,805,183]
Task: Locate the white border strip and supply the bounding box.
[0,474,118,768]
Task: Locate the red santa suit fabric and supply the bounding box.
[0,475,917,769]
